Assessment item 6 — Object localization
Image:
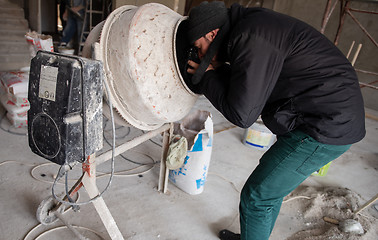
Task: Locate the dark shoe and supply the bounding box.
[219,229,241,240]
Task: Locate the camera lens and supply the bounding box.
[187,47,200,64]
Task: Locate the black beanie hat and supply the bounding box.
[187,1,228,44]
[187,1,230,85]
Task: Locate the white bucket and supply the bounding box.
[243,121,276,151]
[58,48,75,55]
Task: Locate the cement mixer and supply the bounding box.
[28,3,197,165]
[27,4,198,239]
[83,3,198,130]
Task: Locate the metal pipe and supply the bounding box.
[355,193,378,214]
[321,0,338,34]
[334,1,350,45]
[346,40,355,59]
[321,0,332,34]
[355,68,378,76]
[359,82,378,90]
[81,169,124,240]
[158,128,169,192]
[96,124,170,166]
[347,9,378,47]
[158,124,173,193]
[351,43,362,66]
[349,8,378,15]
[173,0,179,12]
[164,124,174,193]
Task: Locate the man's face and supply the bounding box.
[192,29,219,60]
[193,36,211,59]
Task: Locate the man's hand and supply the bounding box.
[63,9,68,21]
[187,60,199,75]
[187,60,215,75]
[71,5,84,13]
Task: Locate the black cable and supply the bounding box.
[102,117,158,166]
[144,128,163,147]
[103,117,131,139]
[149,138,163,147]
[65,168,79,211]
[102,130,154,166]
[141,130,163,147]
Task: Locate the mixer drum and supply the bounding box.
[84,3,198,130]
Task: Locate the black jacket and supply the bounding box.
[196,4,365,145]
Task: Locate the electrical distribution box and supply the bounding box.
[28,51,103,165]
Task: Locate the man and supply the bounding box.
[59,0,86,49]
[184,1,365,240]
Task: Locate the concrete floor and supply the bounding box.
[0,96,377,240]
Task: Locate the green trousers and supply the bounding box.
[240,130,351,240]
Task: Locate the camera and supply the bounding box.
[186,46,200,67]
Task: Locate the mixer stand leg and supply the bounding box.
[82,155,124,240]
[60,123,173,239]
[158,123,174,193]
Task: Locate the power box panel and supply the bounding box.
[28,51,103,165]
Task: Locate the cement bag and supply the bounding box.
[25,31,54,57]
[0,71,29,95]
[169,110,213,195]
[9,92,29,108]
[0,94,29,128]
[6,111,27,128]
[0,94,29,117]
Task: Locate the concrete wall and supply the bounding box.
[9,0,24,8]
[40,0,56,33]
[272,0,378,111]
[24,0,57,33]
[28,0,41,32]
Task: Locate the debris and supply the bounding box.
[284,186,378,240]
[339,219,364,234]
[323,217,364,234]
